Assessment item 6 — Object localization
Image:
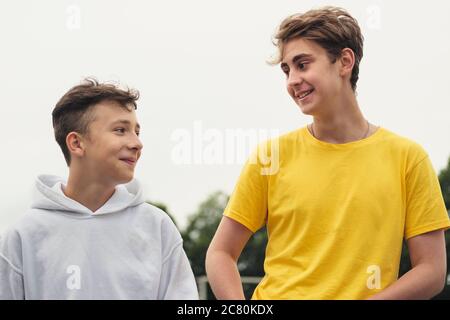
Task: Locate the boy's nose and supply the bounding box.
[287,71,303,88]
[130,136,143,151]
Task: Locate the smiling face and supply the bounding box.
[79,100,143,185]
[280,37,346,116]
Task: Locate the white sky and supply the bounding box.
[1,0,449,233]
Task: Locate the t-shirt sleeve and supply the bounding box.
[404,155,450,240]
[223,145,270,233]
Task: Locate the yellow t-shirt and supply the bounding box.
[224,126,450,300]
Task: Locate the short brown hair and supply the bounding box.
[270,6,364,91]
[52,78,140,166]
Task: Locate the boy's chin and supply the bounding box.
[297,104,316,116]
[116,174,135,185]
[297,100,324,117]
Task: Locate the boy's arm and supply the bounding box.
[368,229,447,300]
[205,216,253,300]
[0,253,24,300]
[157,242,199,300]
[0,231,25,300]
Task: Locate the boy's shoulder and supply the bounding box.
[136,202,178,226]
[377,127,429,162]
[264,126,430,167]
[131,202,183,238]
[1,202,179,236]
[0,203,183,253]
[275,126,426,150]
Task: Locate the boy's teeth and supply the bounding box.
[299,90,313,99]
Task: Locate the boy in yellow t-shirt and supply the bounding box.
[205,6,450,300]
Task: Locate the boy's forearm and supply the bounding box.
[367,264,445,300]
[206,250,246,300]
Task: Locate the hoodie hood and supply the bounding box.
[31,174,145,216]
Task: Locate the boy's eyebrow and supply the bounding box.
[111,119,140,130]
[280,53,313,68]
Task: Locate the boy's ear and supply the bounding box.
[66,132,86,158]
[339,48,355,78]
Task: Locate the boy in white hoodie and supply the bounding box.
[0,78,199,299]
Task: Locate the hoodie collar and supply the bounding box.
[32,175,145,216]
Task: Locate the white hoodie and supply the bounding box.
[0,175,199,300]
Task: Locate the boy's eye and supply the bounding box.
[298,62,308,70]
[115,128,125,133]
[136,131,140,136]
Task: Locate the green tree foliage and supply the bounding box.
[181,191,228,277]
[181,191,267,299]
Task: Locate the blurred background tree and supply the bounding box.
[181,191,267,299]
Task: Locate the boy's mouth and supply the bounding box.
[296,88,315,100]
[120,158,137,166]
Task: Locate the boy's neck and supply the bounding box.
[62,173,116,213]
[310,94,377,144]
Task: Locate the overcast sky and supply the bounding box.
[1,0,449,233]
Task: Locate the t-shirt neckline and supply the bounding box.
[303,125,385,150]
